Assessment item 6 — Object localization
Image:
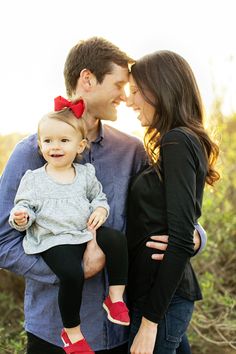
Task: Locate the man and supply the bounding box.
[0,37,205,353]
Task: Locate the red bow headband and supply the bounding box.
[54,96,85,119]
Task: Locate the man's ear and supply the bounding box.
[79,69,97,92]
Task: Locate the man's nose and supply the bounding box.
[120,87,127,102]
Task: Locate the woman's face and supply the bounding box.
[126,74,155,127]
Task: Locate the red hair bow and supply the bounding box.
[54,96,85,119]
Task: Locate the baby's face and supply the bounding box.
[38,118,86,168]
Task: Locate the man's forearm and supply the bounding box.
[83,238,105,279]
[0,233,57,284]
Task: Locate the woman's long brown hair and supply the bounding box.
[131,50,220,186]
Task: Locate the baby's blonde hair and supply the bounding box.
[38,108,87,139]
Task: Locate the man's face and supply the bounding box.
[88,64,129,122]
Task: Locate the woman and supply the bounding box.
[126,50,219,354]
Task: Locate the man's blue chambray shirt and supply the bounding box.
[0,123,148,350]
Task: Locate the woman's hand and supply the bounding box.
[130,317,158,354]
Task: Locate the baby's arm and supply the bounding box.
[86,164,110,231]
[87,207,108,230]
[9,205,36,231]
[9,170,36,231]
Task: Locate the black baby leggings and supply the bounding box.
[41,226,128,328]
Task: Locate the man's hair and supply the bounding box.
[64,37,133,97]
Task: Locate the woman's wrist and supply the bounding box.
[141,316,158,330]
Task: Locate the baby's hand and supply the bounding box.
[87,207,108,231]
[13,210,29,226]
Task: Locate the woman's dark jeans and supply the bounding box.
[128,295,194,354]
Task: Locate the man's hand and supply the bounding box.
[87,207,107,230]
[193,229,201,252]
[83,229,105,279]
[146,230,201,260]
[146,235,168,260]
[13,210,28,226]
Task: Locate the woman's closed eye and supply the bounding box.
[129,84,139,94]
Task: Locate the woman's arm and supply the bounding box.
[142,130,201,323]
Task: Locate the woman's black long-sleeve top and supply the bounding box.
[126,128,206,323]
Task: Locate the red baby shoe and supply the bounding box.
[61,329,94,354]
[103,296,130,326]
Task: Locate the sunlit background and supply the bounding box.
[0,0,235,136]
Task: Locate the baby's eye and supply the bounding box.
[43,139,51,143]
[61,139,69,142]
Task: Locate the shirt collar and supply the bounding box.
[93,121,104,144]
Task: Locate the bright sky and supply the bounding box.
[0,0,235,135]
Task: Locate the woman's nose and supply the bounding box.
[126,95,133,107]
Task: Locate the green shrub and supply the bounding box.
[189,110,236,353]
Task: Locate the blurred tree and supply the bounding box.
[0,133,26,175]
[189,102,236,353]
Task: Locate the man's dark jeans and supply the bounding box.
[26,332,128,354]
